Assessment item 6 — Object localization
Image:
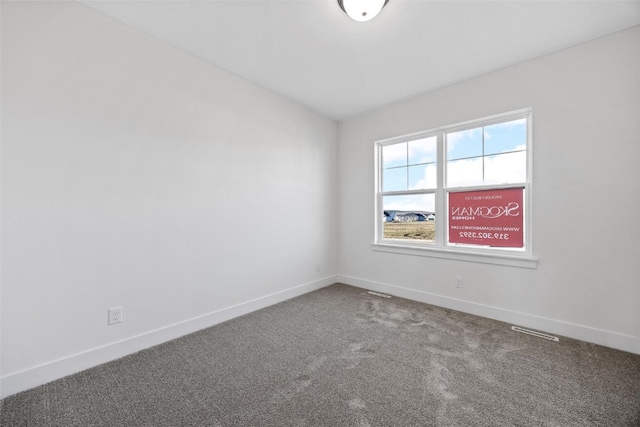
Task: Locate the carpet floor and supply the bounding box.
[1,283,639,426]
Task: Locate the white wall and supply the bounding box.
[338,27,640,354]
[1,1,338,397]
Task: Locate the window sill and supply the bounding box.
[371,242,538,269]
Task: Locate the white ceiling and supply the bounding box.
[78,0,640,120]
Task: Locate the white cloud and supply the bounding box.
[383,137,437,169]
[447,157,483,187]
[383,194,435,212]
[410,163,437,190]
[484,150,526,185]
[382,142,406,168]
[408,136,437,164]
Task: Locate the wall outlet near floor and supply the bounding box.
[316,262,321,272]
[455,276,464,289]
[108,307,122,325]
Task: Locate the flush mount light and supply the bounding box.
[338,0,389,22]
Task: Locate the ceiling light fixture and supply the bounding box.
[338,0,389,22]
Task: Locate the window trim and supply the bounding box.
[373,108,537,269]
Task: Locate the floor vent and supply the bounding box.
[367,291,392,299]
[511,326,559,342]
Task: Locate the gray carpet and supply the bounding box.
[2,283,639,426]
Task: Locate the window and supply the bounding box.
[380,135,437,243]
[374,109,535,267]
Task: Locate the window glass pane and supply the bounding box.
[447,157,483,187]
[408,163,437,190]
[382,142,407,169]
[484,151,527,185]
[484,119,527,155]
[408,136,437,165]
[383,167,407,192]
[447,127,482,160]
[383,194,436,242]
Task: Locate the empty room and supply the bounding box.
[1,0,639,425]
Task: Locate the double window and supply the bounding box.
[375,109,534,265]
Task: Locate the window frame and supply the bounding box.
[373,109,537,269]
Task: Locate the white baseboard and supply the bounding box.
[338,274,640,355]
[0,276,337,399]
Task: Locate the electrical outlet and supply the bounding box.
[316,262,321,272]
[455,276,464,289]
[108,307,122,325]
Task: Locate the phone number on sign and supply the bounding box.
[459,232,510,240]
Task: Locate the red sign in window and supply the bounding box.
[448,188,524,248]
